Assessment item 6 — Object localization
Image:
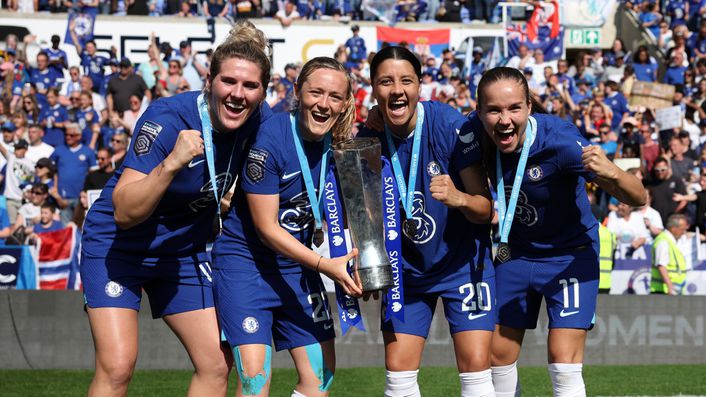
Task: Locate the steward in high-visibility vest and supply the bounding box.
[651,214,688,295]
[598,224,616,293]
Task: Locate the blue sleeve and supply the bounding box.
[0,208,9,229]
[122,103,180,175]
[241,124,284,195]
[87,148,97,167]
[554,120,594,181]
[443,105,481,171]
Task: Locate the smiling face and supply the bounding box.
[205,57,265,133]
[477,79,531,154]
[296,68,349,141]
[372,58,421,136]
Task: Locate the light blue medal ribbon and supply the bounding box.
[197,93,237,234]
[384,103,425,235]
[496,116,536,250]
[382,158,404,322]
[323,166,365,334]
[289,113,331,240]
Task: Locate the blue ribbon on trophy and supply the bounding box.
[381,158,404,322]
[323,167,365,334]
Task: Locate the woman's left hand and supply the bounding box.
[582,145,617,179]
[430,175,464,208]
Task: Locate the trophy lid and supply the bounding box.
[333,137,381,151]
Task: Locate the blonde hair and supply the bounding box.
[208,20,271,89]
[293,57,355,143]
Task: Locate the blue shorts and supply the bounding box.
[213,266,335,352]
[81,254,215,319]
[495,249,599,330]
[381,264,496,337]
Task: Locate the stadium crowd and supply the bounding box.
[0,0,703,293]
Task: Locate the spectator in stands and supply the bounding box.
[274,0,301,27]
[83,147,115,190]
[158,58,190,97]
[106,58,150,115]
[26,203,64,240]
[603,50,626,83]
[633,189,664,240]
[583,102,610,143]
[33,157,66,209]
[555,59,576,95]
[345,25,367,64]
[598,122,618,160]
[80,75,108,122]
[604,80,629,132]
[177,40,207,91]
[45,35,68,77]
[39,88,68,147]
[650,157,687,224]
[76,90,100,149]
[11,182,53,233]
[616,117,644,159]
[203,0,227,17]
[281,62,298,94]
[60,66,82,102]
[0,138,34,223]
[606,201,650,254]
[68,31,109,94]
[137,36,164,92]
[639,1,662,39]
[25,124,54,165]
[26,52,60,99]
[120,94,146,134]
[127,0,150,14]
[651,213,688,295]
[666,51,689,85]
[50,122,96,223]
[109,131,128,168]
[440,48,460,76]
[687,19,706,63]
[668,135,697,180]
[19,94,41,126]
[639,122,660,172]
[631,45,658,82]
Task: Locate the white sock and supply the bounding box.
[384,369,421,397]
[459,369,495,397]
[491,361,521,397]
[548,363,585,397]
[291,390,307,397]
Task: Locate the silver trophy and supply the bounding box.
[333,138,393,292]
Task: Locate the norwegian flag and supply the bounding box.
[32,224,81,290]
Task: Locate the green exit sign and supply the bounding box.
[570,29,600,46]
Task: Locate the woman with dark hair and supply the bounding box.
[20,94,40,125]
[604,38,628,66]
[631,45,658,82]
[469,66,646,396]
[360,45,496,397]
[212,56,359,396]
[80,20,273,396]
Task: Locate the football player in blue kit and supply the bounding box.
[213,57,361,397]
[471,67,646,397]
[79,21,272,397]
[212,57,361,397]
[359,46,497,397]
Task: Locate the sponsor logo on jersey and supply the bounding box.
[134,120,163,156]
[467,312,487,320]
[105,281,124,298]
[503,186,538,227]
[242,316,259,333]
[406,191,436,244]
[246,148,268,183]
[280,191,314,232]
[458,128,474,144]
[282,170,301,180]
[188,172,233,212]
[559,309,579,318]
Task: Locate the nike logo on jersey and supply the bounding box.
[188,158,205,168]
[467,312,487,321]
[324,322,334,330]
[559,309,579,317]
[458,129,475,144]
[576,140,583,148]
[282,171,301,180]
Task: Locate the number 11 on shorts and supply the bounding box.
[559,278,580,315]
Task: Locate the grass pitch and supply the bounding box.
[1,365,705,396]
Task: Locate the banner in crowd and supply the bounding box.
[0,246,37,290]
[506,0,564,61]
[610,242,706,295]
[31,225,81,290]
[561,0,618,27]
[63,12,96,48]
[376,26,450,58]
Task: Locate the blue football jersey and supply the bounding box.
[82,91,272,262]
[358,101,490,289]
[468,112,599,256]
[39,104,69,147]
[213,113,329,273]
